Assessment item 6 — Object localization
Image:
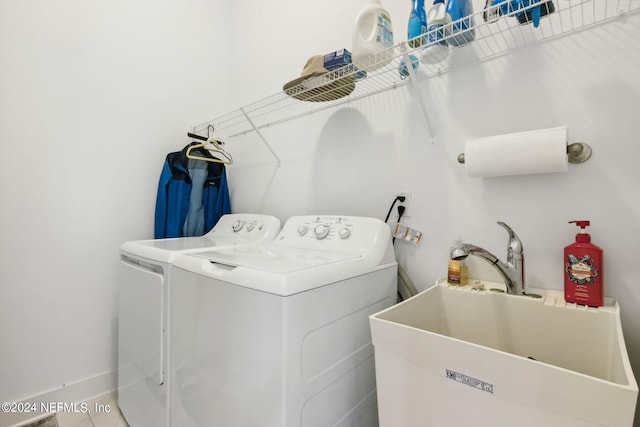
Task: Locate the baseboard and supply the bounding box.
[0,369,117,427]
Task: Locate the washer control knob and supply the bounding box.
[338,228,351,239]
[314,224,330,240]
[232,220,245,232]
[246,222,256,231]
[297,225,309,236]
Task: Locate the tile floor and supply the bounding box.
[23,393,128,427]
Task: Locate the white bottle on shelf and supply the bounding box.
[352,0,394,72]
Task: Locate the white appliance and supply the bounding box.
[117,214,281,427]
[170,215,397,427]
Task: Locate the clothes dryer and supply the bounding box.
[170,215,397,427]
[117,214,281,427]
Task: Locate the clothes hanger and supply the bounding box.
[185,126,233,165]
[205,137,233,165]
[186,142,230,164]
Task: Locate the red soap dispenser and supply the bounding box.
[564,220,603,307]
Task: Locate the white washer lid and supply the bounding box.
[121,236,237,263]
[193,245,360,274]
[119,214,281,263]
[175,246,385,296]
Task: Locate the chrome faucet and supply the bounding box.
[450,222,525,295]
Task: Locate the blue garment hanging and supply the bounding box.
[154,142,231,238]
[182,160,208,236]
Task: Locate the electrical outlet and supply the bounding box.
[396,191,411,218]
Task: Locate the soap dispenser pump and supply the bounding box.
[564,220,603,307]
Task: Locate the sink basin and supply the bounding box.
[370,279,638,426]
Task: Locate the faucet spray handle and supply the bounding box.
[497,221,523,254]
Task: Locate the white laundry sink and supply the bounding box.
[370,279,638,426]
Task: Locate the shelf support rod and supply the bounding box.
[401,50,436,145]
[240,107,281,167]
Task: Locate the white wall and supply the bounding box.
[1,0,639,425]
[0,0,231,419]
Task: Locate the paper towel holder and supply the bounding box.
[457,142,592,165]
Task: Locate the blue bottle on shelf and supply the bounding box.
[420,0,450,64]
[485,0,555,28]
[513,0,555,27]
[445,0,475,46]
[407,0,427,48]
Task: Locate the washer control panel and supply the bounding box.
[293,217,355,241]
[205,214,281,241]
[230,219,266,233]
[277,215,389,254]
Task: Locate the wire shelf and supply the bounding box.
[192,0,640,139]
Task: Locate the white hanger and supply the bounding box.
[186,136,233,165]
[205,137,233,165]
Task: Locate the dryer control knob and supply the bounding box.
[246,222,256,231]
[297,225,309,236]
[314,224,330,240]
[232,220,245,232]
[338,228,351,239]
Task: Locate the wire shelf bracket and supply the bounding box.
[240,107,282,167]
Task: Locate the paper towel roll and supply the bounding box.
[464,127,569,177]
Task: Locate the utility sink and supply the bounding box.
[370,279,638,426]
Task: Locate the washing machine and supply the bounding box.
[170,215,398,427]
[117,214,281,427]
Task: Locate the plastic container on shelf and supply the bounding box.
[445,0,476,46]
[420,0,450,64]
[352,0,394,72]
[407,0,428,48]
[484,0,555,27]
[398,53,419,79]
